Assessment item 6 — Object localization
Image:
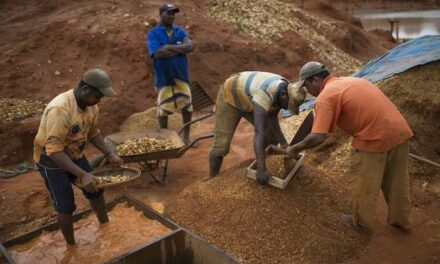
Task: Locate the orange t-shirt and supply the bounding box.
[312,76,413,152]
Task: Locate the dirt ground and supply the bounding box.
[164,61,440,263]
[0,0,394,164]
[1,0,440,263]
[166,162,368,264]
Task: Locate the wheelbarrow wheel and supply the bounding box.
[144,160,169,185]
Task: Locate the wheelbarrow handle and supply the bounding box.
[177,134,214,155]
[178,112,214,135]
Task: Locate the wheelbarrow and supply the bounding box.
[99,113,214,184]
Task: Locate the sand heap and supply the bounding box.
[166,163,367,264]
[378,61,440,162]
[378,61,440,201]
[166,62,440,263]
[298,61,440,202]
[209,0,362,73]
[119,107,200,133]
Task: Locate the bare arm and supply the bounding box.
[268,111,288,147]
[254,104,269,173]
[153,48,179,59]
[48,152,98,192]
[153,38,194,59]
[49,152,88,179]
[286,132,327,157]
[90,134,123,166]
[165,38,194,54]
[90,134,113,156]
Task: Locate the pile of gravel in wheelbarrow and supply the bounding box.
[165,162,368,264]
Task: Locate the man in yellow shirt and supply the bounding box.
[34,69,123,245]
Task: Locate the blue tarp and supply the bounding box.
[352,35,440,83]
[283,35,440,118]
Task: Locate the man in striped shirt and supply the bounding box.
[209,71,306,184]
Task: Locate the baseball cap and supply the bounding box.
[287,82,306,114]
[159,4,179,14]
[298,61,328,88]
[82,69,116,97]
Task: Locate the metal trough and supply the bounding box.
[108,229,238,264]
[0,195,239,264]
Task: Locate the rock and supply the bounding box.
[54,71,61,76]
[147,17,158,27]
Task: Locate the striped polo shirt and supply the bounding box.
[223,71,287,112]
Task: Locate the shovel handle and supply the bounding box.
[409,153,440,168]
[178,112,214,135]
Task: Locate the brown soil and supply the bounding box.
[162,61,440,263]
[0,115,41,164]
[0,113,254,242]
[0,0,391,165]
[165,163,368,264]
[1,0,439,263]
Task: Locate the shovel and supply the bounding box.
[283,111,314,174]
[289,111,314,145]
[266,111,314,156]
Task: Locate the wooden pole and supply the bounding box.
[409,153,440,168]
[388,19,394,39]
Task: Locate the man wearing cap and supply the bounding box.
[285,62,413,232]
[146,4,195,143]
[34,69,124,245]
[209,71,306,183]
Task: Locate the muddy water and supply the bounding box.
[354,9,440,39]
[9,203,171,264]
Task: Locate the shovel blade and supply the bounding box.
[289,111,314,146]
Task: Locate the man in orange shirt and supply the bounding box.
[286,62,413,232]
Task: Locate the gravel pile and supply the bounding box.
[166,163,367,263]
[0,98,45,123]
[209,0,361,72]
